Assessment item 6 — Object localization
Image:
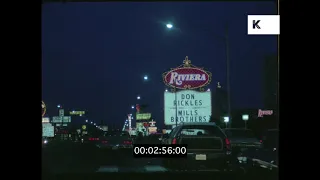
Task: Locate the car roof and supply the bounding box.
[179,122,217,127]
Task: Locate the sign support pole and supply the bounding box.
[175,86,178,127]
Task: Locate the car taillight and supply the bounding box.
[259,140,263,143]
[225,138,231,150]
[89,138,99,141]
[172,138,177,144]
[124,141,132,144]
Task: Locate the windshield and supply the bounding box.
[42,1,278,175]
[224,129,256,138]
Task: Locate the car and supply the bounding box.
[162,122,232,171]
[222,128,263,164]
[261,129,278,151]
[260,129,278,166]
[97,131,133,150]
[223,128,263,150]
[161,133,169,144]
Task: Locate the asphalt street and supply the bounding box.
[42,142,277,174]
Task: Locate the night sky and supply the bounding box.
[42,2,277,128]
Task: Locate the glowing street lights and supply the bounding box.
[166,23,173,29]
[224,117,229,128]
[143,75,148,81]
[137,95,141,100]
[242,114,249,129]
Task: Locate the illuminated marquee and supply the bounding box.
[164,90,212,125]
[163,56,212,90]
[136,113,152,120]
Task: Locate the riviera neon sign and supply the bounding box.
[258,109,273,117]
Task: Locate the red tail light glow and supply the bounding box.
[123,141,132,144]
[89,138,99,141]
[260,140,263,143]
[172,138,177,144]
[225,138,231,150]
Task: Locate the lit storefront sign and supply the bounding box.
[258,109,273,117]
[136,113,151,120]
[70,111,85,116]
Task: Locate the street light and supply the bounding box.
[90,122,93,124]
[224,116,229,128]
[242,114,249,129]
[143,75,148,80]
[166,24,173,29]
[57,104,61,108]
[131,105,134,109]
[85,120,88,123]
[137,96,141,100]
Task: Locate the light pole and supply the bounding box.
[224,25,232,128]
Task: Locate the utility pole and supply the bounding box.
[225,25,232,128]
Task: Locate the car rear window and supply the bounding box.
[180,125,225,138]
[224,129,255,138]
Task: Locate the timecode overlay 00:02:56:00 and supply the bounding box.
[133,145,188,158]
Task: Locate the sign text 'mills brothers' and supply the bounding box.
[164,90,211,125]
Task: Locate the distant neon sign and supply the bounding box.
[258,109,273,117]
[70,111,85,115]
